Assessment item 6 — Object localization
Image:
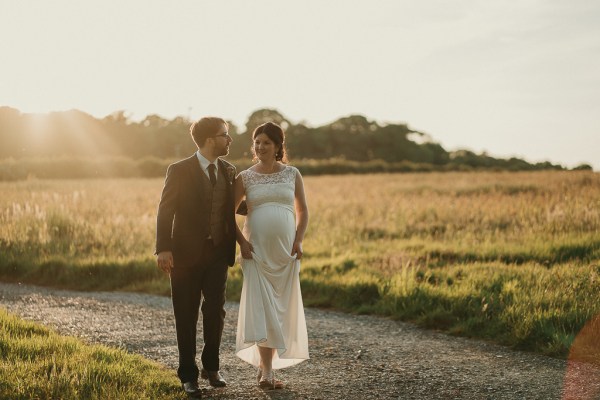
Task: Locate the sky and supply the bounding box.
[1,0,599,169]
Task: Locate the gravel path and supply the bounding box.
[1,282,598,400]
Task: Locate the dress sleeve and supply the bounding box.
[289,165,299,182]
[239,169,248,189]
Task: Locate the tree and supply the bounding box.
[242,109,289,135]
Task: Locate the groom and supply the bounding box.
[156,117,237,398]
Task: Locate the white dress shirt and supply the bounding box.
[196,151,218,182]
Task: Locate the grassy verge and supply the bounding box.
[0,308,185,399]
[300,258,599,359]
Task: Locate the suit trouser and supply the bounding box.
[170,239,228,383]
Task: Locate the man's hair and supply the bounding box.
[190,117,228,148]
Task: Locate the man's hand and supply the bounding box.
[157,251,174,273]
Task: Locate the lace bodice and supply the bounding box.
[240,165,297,210]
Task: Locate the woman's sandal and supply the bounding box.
[258,370,284,390]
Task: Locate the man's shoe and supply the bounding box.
[201,368,227,387]
[182,381,202,398]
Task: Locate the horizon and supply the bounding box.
[1,1,599,170]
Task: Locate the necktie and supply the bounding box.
[207,163,217,187]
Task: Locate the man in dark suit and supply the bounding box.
[156,117,237,398]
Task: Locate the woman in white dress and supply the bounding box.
[233,122,309,389]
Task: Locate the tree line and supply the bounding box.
[0,106,591,179]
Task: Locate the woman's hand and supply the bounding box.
[291,240,303,259]
[240,240,254,259]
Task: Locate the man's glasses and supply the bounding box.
[214,133,231,139]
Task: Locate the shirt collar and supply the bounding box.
[196,151,219,173]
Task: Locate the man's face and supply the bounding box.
[212,123,232,157]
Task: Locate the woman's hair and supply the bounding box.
[252,122,287,162]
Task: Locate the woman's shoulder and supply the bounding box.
[237,167,260,184]
[280,165,301,184]
[238,167,255,176]
[285,164,300,176]
[236,169,249,183]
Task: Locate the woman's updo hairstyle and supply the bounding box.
[252,122,287,163]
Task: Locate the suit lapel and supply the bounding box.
[186,154,209,187]
[217,159,229,182]
[217,159,233,196]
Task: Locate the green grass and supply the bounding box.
[0,256,170,295]
[0,308,185,399]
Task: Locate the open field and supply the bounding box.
[1,171,599,358]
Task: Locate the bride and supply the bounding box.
[233,122,309,389]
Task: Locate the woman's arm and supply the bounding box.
[292,170,309,259]
[233,173,253,259]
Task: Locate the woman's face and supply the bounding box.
[253,133,279,162]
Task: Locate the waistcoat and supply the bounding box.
[207,171,227,246]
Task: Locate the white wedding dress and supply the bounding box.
[235,165,309,369]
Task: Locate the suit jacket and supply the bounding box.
[155,154,237,268]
